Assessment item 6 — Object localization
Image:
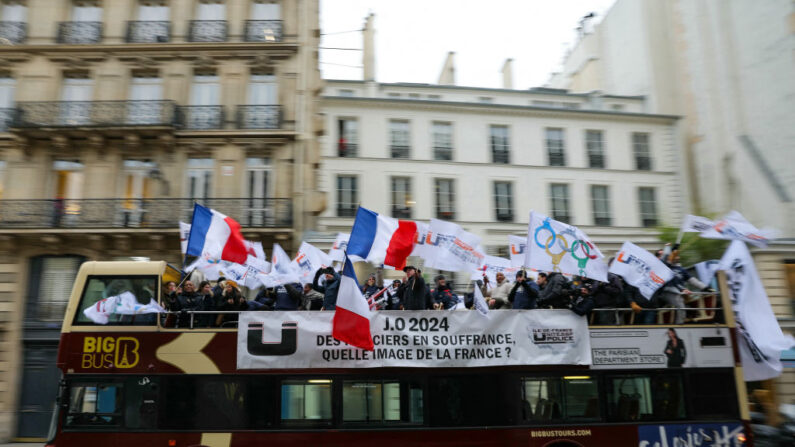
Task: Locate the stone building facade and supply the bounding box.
[0,0,323,441]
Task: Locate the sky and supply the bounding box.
[320,0,616,89]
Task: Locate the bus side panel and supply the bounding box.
[50,426,640,447]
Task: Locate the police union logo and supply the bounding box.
[529,327,575,345]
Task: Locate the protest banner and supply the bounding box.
[525,211,607,282]
[609,241,673,299]
[422,219,485,272]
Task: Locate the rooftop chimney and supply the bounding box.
[437,51,456,85]
[363,13,375,81]
[501,58,513,89]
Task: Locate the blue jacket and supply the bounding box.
[509,281,539,310]
[431,286,458,310]
[313,271,341,310]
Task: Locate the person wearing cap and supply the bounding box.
[401,265,430,310]
[431,274,458,310]
[508,270,539,310]
[481,271,513,309]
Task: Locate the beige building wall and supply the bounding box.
[0,0,323,441]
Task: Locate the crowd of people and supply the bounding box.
[162,247,717,328]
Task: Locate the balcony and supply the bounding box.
[337,205,357,218]
[0,108,13,132]
[176,106,224,130]
[433,146,452,161]
[244,20,283,42]
[0,198,292,229]
[236,105,281,129]
[635,156,652,171]
[188,20,227,42]
[338,142,357,157]
[548,152,566,167]
[392,206,412,219]
[492,150,510,164]
[57,22,102,44]
[390,145,410,159]
[0,21,26,44]
[588,153,605,168]
[13,101,176,128]
[126,21,170,43]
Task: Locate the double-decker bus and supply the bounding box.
[46,261,752,447]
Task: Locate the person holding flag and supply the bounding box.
[312,266,340,310]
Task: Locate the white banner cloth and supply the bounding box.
[609,241,674,299]
[422,219,485,272]
[327,233,349,262]
[179,221,191,254]
[508,234,526,267]
[291,242,332,285]
[524,211,607,282]
[471,255,521,285]
[259,243,301,288]
[719,241,794,381]
[237,310,591,369]
[83,291,165,325]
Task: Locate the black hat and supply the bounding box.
[434,274,445,282]
[217,276,226,282]
[392,279,401,285]
[516,270,527,279]
[403,265,417,272]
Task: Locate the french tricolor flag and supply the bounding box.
[185,203,248,265]
[347,207,417,270]
[333,258,374,350]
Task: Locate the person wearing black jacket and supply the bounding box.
[588,272,623,325]
[384,280,403,310]
[664,328,686,367]
[431,275,458,310]
[508,270,539,309]
[312,267,341,310]
[537,272,571,309]
[402,266,430,310]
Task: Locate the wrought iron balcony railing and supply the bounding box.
[244,20,283,42]
[635,156,653,171]
[176,106,224,130]
[126,21,170,43]
[588,153,605,168]
[0,21,26,44]
[433,146,452,161]
[548,152,566,167]
[390,145,410,159]
[188,20,227,42]
[338,142,357,158]
[237,105,281,129]
[0,108,13,132]
[57,22,102,44]
[0,198,292,229]
[13,101,176,128]
[492,149,510,164]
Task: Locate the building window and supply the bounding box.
[0,1,27,43]
[281,379,332,424]
[586,130,605,168]
[0,75,15,131]
[389,120,410,159]
[60,74,93,126]
[28,256,85,321]
[591,185,611,226]
[493,181,513,222]
[247,73,277,104]
[186,158,213,201]
[337,118,358,157]
[633,133,652,170]
[478,97,493,103]
[338,89,354,97]
[337,175,358,217]
[244,157,272,226]
[490,125,510,164]
[638,187,658,227]
[428,94,441,100]
[434,179,455,220]
[390,177,412,219]
[546,128,566,166]
[432,122,453,161]
[549,184,570,223]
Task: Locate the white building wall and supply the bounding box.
[320,82,685,255]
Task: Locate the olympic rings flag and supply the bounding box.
[524,211,608,282]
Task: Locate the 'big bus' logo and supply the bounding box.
[82,336,140,369]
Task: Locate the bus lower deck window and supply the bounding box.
[342,380,423,425]
[281,380,332,424]
[606,374,685,421]
[66,383,123,427]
